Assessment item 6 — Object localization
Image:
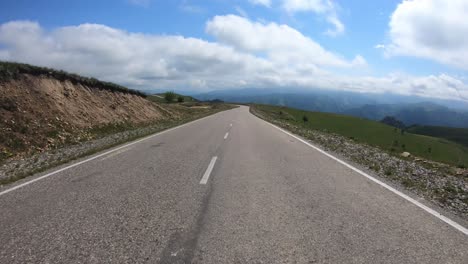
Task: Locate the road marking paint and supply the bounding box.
[230,123,233,127]
[171,249,182,257]
[100,147,132,161]
[0,113,223,197]
[224,132,229,140]
[200,156,218,185]
[263,120,468,236]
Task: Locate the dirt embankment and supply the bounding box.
[0,74,177,161]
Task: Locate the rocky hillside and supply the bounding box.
[0,62,179,162]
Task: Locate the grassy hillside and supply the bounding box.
[0,61,146,97]
[407,125,468,148]
[147,93,197,103]
[253,104,468,167]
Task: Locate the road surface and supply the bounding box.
[0,106,466,263]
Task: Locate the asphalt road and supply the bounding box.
[0,106,467,263]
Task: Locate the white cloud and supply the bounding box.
[0,20,273,91]
[386,0,468,70]
[282,0,344,36]
[235,6,248,18]
[0,17,467,102]
[374,44,385,49]
[206,15,358,68]
[354,73,468,102]
[283,0,328,12]
[324,13,344,37]
[249,0,272,7]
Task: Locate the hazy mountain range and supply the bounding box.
[194,89,468,128]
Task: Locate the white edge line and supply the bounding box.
[262,120,468,236]
[200,156,218,185]
[99,146,132,161]
[224,132,229,140]
[0,113,221,197]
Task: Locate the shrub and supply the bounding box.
[164,91,176,103]
[177,96,184,103]
[302,115,308,123]
[381,116,405,129]
[384,168,393,176]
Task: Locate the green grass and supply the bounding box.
[253,104,468,167]
[407,125,468,148]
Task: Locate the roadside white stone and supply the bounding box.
[401,152,411,158]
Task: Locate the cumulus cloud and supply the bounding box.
[0,20,273,90]
[206,15,360,68]
[344,73,468,102]
[282,0,344,36]
[0,17,467,101]
[386,0,468,70]
[249,0,272,7]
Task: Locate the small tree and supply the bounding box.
[164,91,176,103]
[177,96,184,103]
[302,115,308,123]
[381,116,405,129]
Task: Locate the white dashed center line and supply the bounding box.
[224,132,229,140]
[200,156,218,185]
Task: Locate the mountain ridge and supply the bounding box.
[195,88,468,128]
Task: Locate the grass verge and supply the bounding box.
[251,104,468,167]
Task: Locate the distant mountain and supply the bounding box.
[195,88,379,113]
[195,88,468,111]
[195,88,468,128]
[344,102,468,128]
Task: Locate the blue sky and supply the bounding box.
[1,0,467,101]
